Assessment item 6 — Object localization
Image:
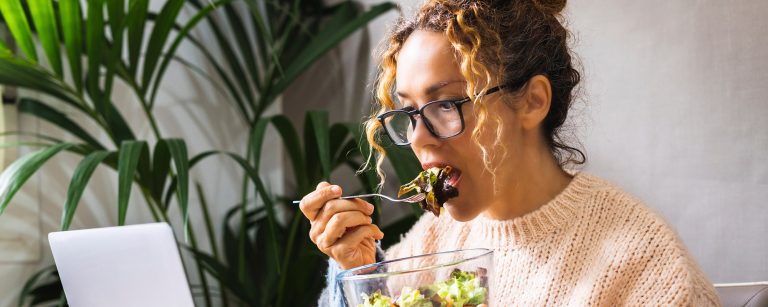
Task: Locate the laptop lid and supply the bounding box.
[49,223,195,307]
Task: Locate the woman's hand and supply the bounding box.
[299,182,384,270]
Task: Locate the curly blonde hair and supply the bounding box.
[363,0,583,186]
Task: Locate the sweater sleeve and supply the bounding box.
[316,214,438,306]
[614,216,721,307]
[316,242,386,307]
[579,193,721,307]
[623,253,721,306]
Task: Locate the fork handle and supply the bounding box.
[339,194,380,200]
[291,194,382,204]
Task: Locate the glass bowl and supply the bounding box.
[337,248,493,307]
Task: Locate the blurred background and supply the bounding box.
[0,0,766,306]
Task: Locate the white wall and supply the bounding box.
[287,0,768,284]
[569,0,768,283]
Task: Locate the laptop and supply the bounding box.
[49,223,195,307]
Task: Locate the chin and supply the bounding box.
[443,201,482,222]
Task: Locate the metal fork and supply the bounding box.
[292,193,425,204]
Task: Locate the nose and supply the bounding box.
[409,117,439,150]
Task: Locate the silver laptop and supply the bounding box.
[49,223,195,307]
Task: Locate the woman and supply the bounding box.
[300,0,721,305]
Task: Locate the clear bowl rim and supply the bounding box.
[336,248,493,281]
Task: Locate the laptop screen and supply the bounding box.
[49,223,194,307]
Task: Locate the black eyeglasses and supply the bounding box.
[378,85,504,146]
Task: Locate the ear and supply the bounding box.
[518,75,552,130]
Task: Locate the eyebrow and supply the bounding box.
[396,80,465,99]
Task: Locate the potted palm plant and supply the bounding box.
[0,0,421,306]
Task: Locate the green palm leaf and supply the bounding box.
[104,101,137,146]
[269,115,306,190]
[102,0,126,114]
[126,0,149,78]
[383,140,422,185]
[0,143,73,214]
[150,140,171,201]
[223,152,281,273]
[265,2,397,106]
[164,138,189,235]
[223,4,260,91]
[85,0,105,110]
[247,117,270,173]
[186,247,257,305]
[306,111,331,180]
[190,3,257,117]
[117,141,148,225]
[18,265,58,307]
[178,150,282,277]
[148,0,231,106]
[18,98,105,150]
[329,123,352,165]
[62,151,113,230]
[59,0,84,93]
[140,0,184,95]
[0,54,84,110]
[343,122,382,209]
[245,0,281,80]
[28,0,63,77]
[0,0,38,61]
[0,39,9,52]
[175,37,252,123]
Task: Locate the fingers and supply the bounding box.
[299,182,341,221]
[302,182,384,268]
[314,198,374,226]
[315,211,373,249]
[309,198,374,245]
[332,224,384,252]
[325,225,383,262]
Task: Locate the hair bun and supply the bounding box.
[531,0,566,14]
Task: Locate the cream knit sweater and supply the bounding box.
[319,172,721,306]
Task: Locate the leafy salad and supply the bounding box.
[398,166,458,216]
[357,268,488,307]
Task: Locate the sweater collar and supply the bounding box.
[468,172,598,248]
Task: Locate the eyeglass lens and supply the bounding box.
[383,100,463,145]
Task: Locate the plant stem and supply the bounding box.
[196,182,230,307]
[237,160,251,283]
[139,188,162,222]
[275,211,302,307]
[187,226,213,307]
[138,94,163,141]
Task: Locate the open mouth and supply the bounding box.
[402,163,462,216]
[420,162,463,190]
[445,167,462,188]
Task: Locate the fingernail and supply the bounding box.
[331,186,341,194]
[367,203,375,212]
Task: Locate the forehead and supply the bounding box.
[395,30,463,95]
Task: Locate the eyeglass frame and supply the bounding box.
[377,84,505,146]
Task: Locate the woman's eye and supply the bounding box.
[437,101,456,111]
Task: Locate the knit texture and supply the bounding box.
[319,172,721,306]
[317,242,386,305]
